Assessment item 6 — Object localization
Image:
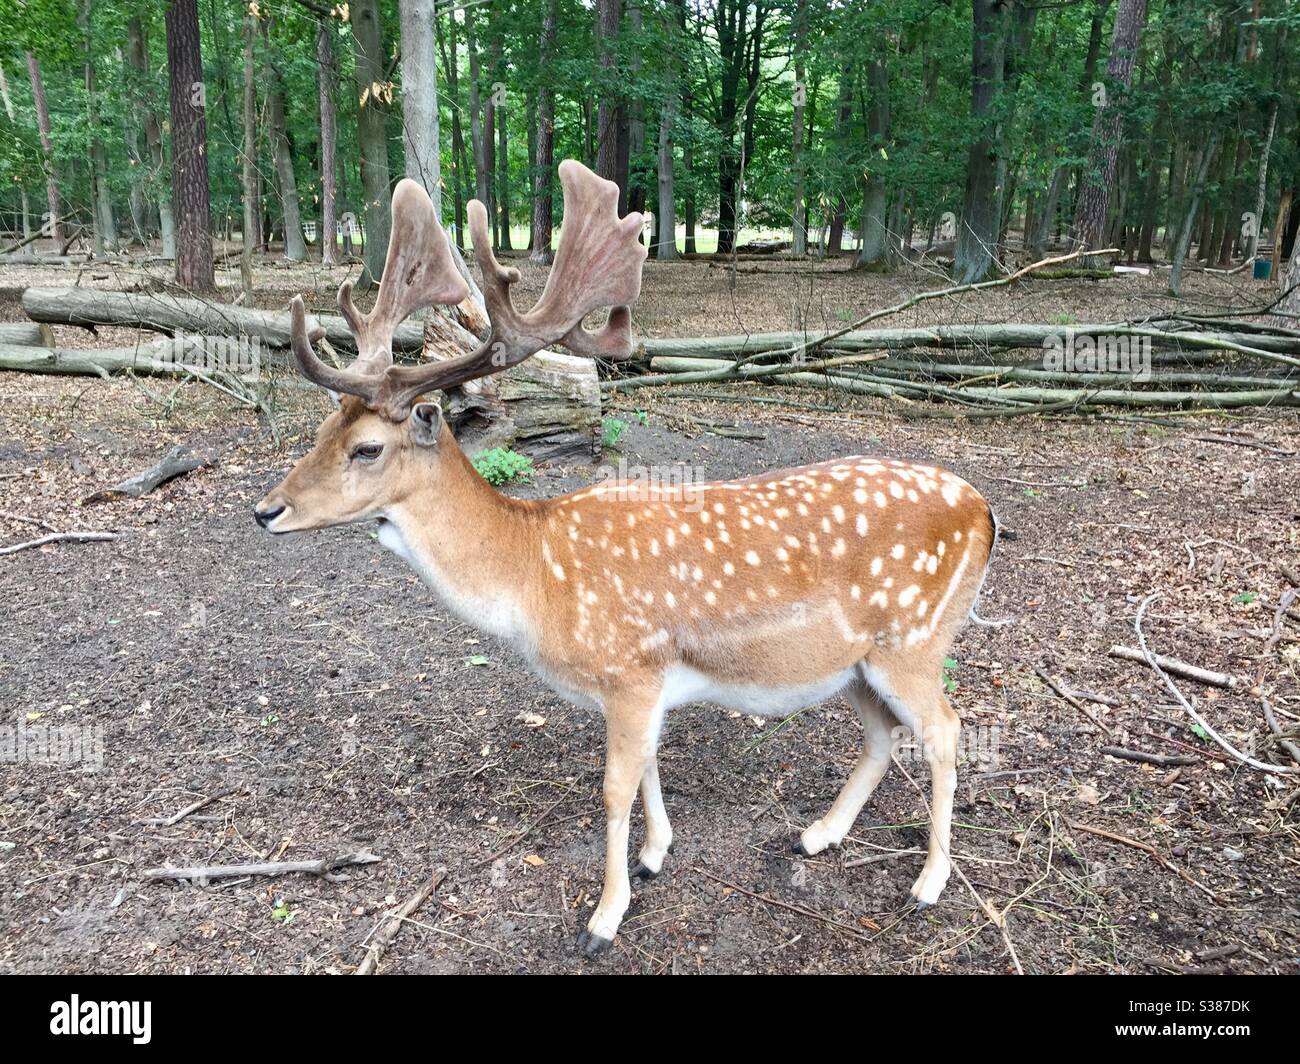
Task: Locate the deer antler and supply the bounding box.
[289,161,646,420]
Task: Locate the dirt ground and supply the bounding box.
[0,256,1297,975]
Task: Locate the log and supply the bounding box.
[0,254,91,266]
[144,851,382,882]
[0,338,602,459]
[82,446,210,505]
[22,285,427,354]
[637,323,1300,361]
[1109,645,1236,688]
[0,322,54,347]
[19,286,600,456]
[649,355,1290,391]
[0,338,266,381]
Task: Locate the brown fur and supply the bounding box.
[257,399,995,951]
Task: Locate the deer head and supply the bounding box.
[254,161,647,533]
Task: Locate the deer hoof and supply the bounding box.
[631,861,659,881]
[577,930,613,957]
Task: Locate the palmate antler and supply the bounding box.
[290,160,647,421]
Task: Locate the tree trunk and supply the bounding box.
[240,14,258,295]
[494,39,511,250]
[1247,100,1277,263]
[82,1,116,255]
[595,0,621,184]
[317,21,338,267]
[400,0,442,218]
[1072,0,1146,264]
[1169,133,1220,296]
[352,0,392,288]
[264,22,306,263]
[25,52,62,246]
[825,67,854,254]
[466,7,489,212]
[856,56,891,269]
[0,64,34,242]
[440,10,467,250]
[626,0,646,216]
[123,24,153,245]
[165,0,215,291]
[791,0,808,257]
[530,0,558,265]
[953,0,1008,283]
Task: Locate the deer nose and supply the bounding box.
[254,504,285,529]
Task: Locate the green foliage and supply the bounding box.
[941,657,958,694]
[0,0,1286,278]
[472,447,533,486]
[601,417,627,449]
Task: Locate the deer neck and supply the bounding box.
[377,440,539,643]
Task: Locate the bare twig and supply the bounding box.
[355,869,448,975]
[694,866,879,944]
[1109,644,1235,688]
[1133,594,1297,775]
[144,851,381,882]
[1067,818,1222,903]
[1101,746,1199,768]
[0,530,117,556]
[136,788,239,827]
[1033,665,1115,738]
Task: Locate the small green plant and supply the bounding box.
[835,308,856,322]
[1022,486,1040,498]
[465,655,490,667]
[941,657,959,693]
[472,448,534,486]
[271,903,294,923]
[1051,312,1077,326]
[635,410,649,426]
[1190,723,1211,744]
[1232,591,1259,606]
[602,417,628,449]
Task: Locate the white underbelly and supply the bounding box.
[656,663,857,717]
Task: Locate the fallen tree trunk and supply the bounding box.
[0,337,265,380]
[82,446,210,505]
[22,285,427,354]
[638,323,1300,361]
[1,338,600,460]
[0,322,54,347]
[649,356,1292,390]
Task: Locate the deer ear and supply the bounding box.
[410,402,445,448]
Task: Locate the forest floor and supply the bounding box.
[0,255,1296,974]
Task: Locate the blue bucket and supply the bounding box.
[1253,257,1272,281]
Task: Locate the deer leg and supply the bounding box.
[798,681,896,856]
[578,691,659,956]
[863,660,960,907]
[632,756,673,879]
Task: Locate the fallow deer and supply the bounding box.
[254,161,997,955]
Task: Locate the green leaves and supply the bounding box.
[471,448,533,487]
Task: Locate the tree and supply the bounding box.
[1072,0,1149,265]
[165,0,214,291]
[595,0,621,184]
[264,19,306,262]
[351,0,392,288]
[400,0,442,218]
[790,0,809,258]
[25,51,62,245]
[953,0,1009,284]
[316,17,338,267]
[530,0,559,264]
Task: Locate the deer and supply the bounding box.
[254,160,997,956]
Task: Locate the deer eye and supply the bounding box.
[350,443,383,462]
